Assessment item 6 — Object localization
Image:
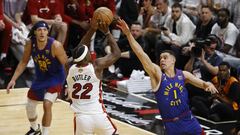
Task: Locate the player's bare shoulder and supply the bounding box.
[51,40,65,57]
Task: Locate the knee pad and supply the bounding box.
[26,98,38,119]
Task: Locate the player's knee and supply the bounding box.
[26,98,38,119]
[43,100,53,111]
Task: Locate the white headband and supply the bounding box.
[74,45,89,62]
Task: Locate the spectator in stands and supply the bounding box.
[3,0,33,65]
[93,0,116,14]
[211,8,239,54]
[3,0,27,30]
[184,34,223,97]
[195,5,216,39]
[144,0,171,63]
[156,2,195,67]
[0,1,12,64]
[182,5,215,64]
[118,0,139,26]
[200,0,212,7]
[181,0,201,24]
[23,0,68,46]
[211,0,231,16]
[230,0,240,30]
[63,0,94,52]
[137,0,155,29]
[3,0,34,87]
[114,21,145,78]
[231,33,240,58]
[192,62,240,121]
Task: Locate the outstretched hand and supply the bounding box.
[6,80,16,94]
[205,82,218,94]
[116,19,130,36]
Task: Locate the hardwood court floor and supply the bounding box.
[0,88,156,135]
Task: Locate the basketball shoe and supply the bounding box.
[25,124,41,135]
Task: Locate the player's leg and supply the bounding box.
[42,92,58,135]
[75,114,94,135]
[41,85,62,135]
[25,98,41,135]
[94,113,117,135]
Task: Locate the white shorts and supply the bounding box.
[74,113,117,135]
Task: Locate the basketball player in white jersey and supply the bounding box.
[66,18,121,135]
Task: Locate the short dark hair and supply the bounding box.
[219,61,231,69]
[161,50,176,58]
[201,5,213,12]
[131,21,142,26]
[172,2,182,10]
[218,8,230,17]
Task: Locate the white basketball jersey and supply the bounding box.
[67,63,105,114]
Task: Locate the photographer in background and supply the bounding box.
[184,35,223,98]
[191,62,240,122]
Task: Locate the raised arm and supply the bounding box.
[79,19,98,48]
[94,23,121,79]
[117,19,162,90]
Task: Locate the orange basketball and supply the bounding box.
[93,7,113,26]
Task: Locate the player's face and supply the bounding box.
[159,53,175,70]
[35,27,48,42]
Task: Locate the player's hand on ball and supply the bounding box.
[116,19,130,36]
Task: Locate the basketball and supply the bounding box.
[93,7,113,26]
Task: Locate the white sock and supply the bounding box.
[42,126,49,135]
[30,121,38,131]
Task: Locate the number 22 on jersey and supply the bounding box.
[72,83,93,99]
